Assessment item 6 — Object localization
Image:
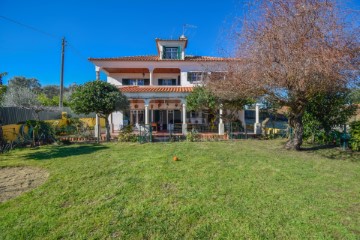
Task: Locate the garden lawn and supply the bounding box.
[0,140,359,239]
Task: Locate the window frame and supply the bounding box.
[122,79,150,86]
[163,46,180,59]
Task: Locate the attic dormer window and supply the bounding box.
[163,47,180,59]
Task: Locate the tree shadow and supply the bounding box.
[301,144,360,162]
[301,144,338,151]
[23,144,109,161]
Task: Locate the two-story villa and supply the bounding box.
[89,36,251,135]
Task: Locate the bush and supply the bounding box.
[54,118,89,136]
[118,125,137,142]
[186,129,200,142]
[26,120,56,144]
[350,121,360,151]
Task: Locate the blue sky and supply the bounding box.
[0,0,240,87]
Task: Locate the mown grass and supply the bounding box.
[0,140,359,239]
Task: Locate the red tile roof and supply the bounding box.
[119,86,193,93]
[89,55,237,62]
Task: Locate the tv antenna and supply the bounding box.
[182,24,197,36]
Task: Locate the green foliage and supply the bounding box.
[349,121,360,151]
[26,120,55,144]
[37,93,69,107]
[350,88,360,104]
[1,141,360,238]
[54,118,88,137]
[186,129,200,142]
[186,86,252,122]
[303,91,356,144]
[42,85,60,99]
[0,72,7,85]
[118,125,137,142]
[70,81,129,117]
[8,76,42,93]
[186,86,218,113]
[0,85,7,105]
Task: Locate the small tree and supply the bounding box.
[70,81,129,142]
[186,86,218,125]
[186,86,252,126]
[303,90,357,144]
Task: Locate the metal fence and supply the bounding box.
[0,107,97,125]
[0,107,62,125]
[62,107,96,118]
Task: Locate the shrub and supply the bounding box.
[186,129,200,142]
[118,125,137,142]
[349,121,360,151]
[54,118,88,136]
[26,120,56,144]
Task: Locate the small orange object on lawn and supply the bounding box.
[173,156,179,161]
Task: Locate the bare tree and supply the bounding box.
[209,0,360,150]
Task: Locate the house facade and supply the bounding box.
[89,36,254,135]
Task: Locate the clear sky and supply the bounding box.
[0,0,240,87]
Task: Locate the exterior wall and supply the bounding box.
[96,61,226,87]
[110,111,123,131]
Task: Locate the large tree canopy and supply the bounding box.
[210,0,360,150]
[8,76,42,93]
[70,81,129,142]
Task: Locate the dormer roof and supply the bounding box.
[155,37,188,54]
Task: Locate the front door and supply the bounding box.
[154,110,167,130]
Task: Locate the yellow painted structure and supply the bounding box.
[2,112,105,141]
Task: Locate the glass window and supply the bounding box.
[163,47,179,59]
[188,72,206,83]
[122,79,150,86]
[137,79,144,86]
[158,79,177,86]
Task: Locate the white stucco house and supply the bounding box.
[89,36,259,135]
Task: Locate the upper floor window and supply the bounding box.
[163,47,180,59]
[158,79,177,86]
[188,72,207,83]
[122,79,150,86]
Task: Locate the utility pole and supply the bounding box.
[59,37,66,108]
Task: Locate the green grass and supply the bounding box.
[0,140,359,239]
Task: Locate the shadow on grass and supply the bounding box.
[24,144,109,161]
[302,144,360,161]
[301,144,338,151]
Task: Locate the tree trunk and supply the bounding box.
[286,115,304,150]
[105,115,111,142]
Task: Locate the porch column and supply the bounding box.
[144,99,150,125]
[254,103,261,134]
[95,66,101,139]
[239,109,246,131]
[149,67,154,85]
[219,104,224,135]
[182,101,187,135]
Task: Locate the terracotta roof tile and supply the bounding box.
[119,86,193,93]
[89,55,237,62]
